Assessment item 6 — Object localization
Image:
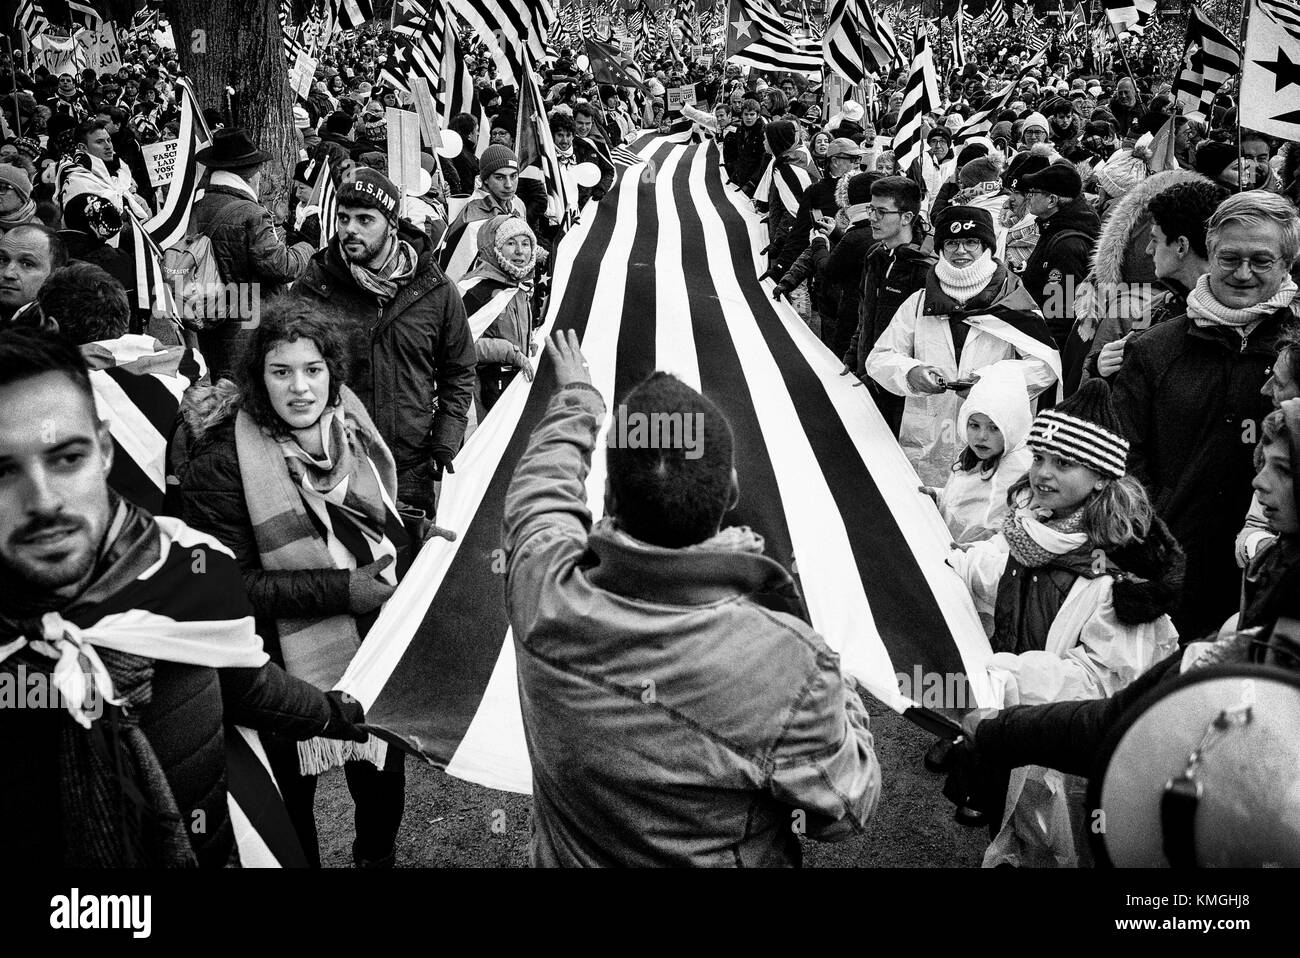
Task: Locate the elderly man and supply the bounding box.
[291,168,476,515]
[1113,190,1298,642]
[190,128,315,379]
[0,224,67,323]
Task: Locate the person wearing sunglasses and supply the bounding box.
[866,204,1061,487]
[1113,190,1300,644]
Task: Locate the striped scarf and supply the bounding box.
[0,498,269,866]
[235,386,402,775]
[1001,504,1088,568]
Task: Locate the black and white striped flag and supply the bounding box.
[1258,0,1300,43]
[17,0,49,46]
[1171,6,1241,121]
[334,0,375,29]
[892,34,940,176]
[1102,0,1155,35]
[449,0,557,83]
[953,46,1047,144]
[823,0,903,84]
[950,4,967,71]
[336,131,996,794]
[724,0,823,75]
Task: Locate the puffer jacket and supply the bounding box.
[1062,168,1213,395]
[291,226,477,509]
[191,182,313,294]
[1113,309,1294,641]
[503,385,881,867]
[1021,195,1101,344]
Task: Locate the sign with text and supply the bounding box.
[88,20,123,75]
[666,85,697,112]
[142,138,179,188]
[289,50,318,100]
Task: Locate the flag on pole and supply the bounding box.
[823,0,903,84]
[337,131,995,794]
[452,0,557,83]
[586,35,650,94]
[1171,6,1242,122]
[1241,0,1300,141]
[892,34,940,175]
[950,4,967,71]
[724,0,823,75]
[517,49,580,234]
[1101,0,1155,35]
[953,47,1047,144]
[144,77,213,251]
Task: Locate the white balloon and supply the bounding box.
[436,128,463,158]
[417,168,433,196]
[575,55,590,72]
[574,161,602,188]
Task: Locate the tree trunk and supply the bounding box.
[163,0,298,221]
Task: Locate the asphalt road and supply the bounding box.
[316,691,990,868]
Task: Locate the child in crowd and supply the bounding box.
[947,379,1184,867]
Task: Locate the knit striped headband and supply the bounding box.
[1028,409,1129,480]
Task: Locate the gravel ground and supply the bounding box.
[316,690,989,868]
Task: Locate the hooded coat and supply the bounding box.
[937,362,1035,547]
[1060,169,1212,395]
[458,215,538,369]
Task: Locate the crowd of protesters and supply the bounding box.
[1,5,1299,870]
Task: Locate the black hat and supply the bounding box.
[1194,140,1239,179]
[933,205,997,252]
[1002,152,1050,193]
[195,128,272,170]
[1018,161,1083,199]
[1028,379,1129,479]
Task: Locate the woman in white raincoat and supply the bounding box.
[948,380,1183,867]
[866,204,1060,488]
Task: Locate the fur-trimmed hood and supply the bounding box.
[180,378,243,441]
[1088,168,1213,290]
[1106,515,1186,626]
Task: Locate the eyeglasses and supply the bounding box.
[1213,252,1281,274]
[943,239,983,252]
[866,206,903,219]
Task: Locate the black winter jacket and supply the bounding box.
[845,240,936,376]
[290,227,477,505]
[723,120,767,194]
[1112,309,1292,640]
[773,174,842,277]
[1021,196,1101,344]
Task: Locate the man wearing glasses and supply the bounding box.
[1113,190,1299,643]
[1016,163,1101,345]
[841,176,935,436]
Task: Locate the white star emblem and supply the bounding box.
[732,14,753,39]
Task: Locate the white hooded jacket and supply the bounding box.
[937,361,1034,545]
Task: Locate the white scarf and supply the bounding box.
[935,249,997,302]
[1185,274,1297,332]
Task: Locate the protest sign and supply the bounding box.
[666,85,697,112]
[142,138,179,188]
[387,108,423,196]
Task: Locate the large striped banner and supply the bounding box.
[339,133,995,793]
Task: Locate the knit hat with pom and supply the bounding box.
[1028,378,1130,479]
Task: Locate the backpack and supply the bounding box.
[161,202,243,331]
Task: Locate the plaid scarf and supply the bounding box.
[347,235,418,306]
[235,386,401,775]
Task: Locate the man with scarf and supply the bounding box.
[1113,190,1300,643]
[58,118,152,223]
[439,144,528,283]
[0,328,367,867]
[292,168,476,516]
[753,119,820,275]
[550,112,613,208]
[867,206,1062,487]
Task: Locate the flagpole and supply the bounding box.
[1237,0,1251,193]
[3,37,21,140]
[1106,16,1148,111]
